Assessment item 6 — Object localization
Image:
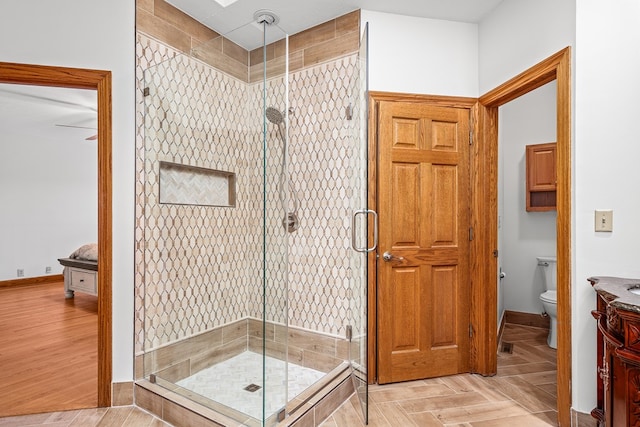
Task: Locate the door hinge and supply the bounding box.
[469,324,474,338]
[346,325,353,342]
[469,227,474,241]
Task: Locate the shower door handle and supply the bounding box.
[351,209,378,253]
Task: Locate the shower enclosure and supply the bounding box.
[140,13,369,427]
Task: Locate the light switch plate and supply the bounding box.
[595,210,613,232]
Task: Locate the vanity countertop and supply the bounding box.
[589,276,640,314]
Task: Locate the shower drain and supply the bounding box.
[243,383,262,392]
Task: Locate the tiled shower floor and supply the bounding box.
[176,351,325,420]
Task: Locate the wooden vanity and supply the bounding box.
[590,276,640,427]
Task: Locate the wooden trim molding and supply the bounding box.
[0,62,113,408]
[368,91,477,109]
[0,274,64,288]
[367,96,378,383]
[477,47,572,427]
[469,101,498,376]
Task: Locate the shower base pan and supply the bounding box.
[135,360,354,427]
[176,351,324,420]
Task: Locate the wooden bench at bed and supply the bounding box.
[58,258,98,298]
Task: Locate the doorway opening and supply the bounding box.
[475,47,572,426]
[0,62,113,409]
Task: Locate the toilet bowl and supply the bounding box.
[537,256,557,349]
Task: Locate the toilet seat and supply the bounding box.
[540,290,557,304]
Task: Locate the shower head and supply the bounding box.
[266,106,284,125]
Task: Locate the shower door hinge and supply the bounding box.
[143,87,150,97]
[469,227,474,241]
[345,104,353,120]
[346,325,353,342]
[469,324,474,338]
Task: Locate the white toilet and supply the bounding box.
[537,256,557,349]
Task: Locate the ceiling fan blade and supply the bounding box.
[55,124,97,130]
[55,124,98,141]
[0,87,97,112]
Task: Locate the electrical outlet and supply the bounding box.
[45,266,52,274]
[595,210,613,232]
[17,269,24,277]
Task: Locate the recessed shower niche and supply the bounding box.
[159,161,236,207]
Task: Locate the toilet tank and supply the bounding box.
[537,256,557,291]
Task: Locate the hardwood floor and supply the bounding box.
[0,281,98,417]
[321,323,560,427]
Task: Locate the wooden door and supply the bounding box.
[377,100,471,384]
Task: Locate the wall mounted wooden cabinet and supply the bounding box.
[526,142,556,211]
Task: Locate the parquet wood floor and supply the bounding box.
[321,323,560,427]
[0,282,98,417]
[0,407,170,427]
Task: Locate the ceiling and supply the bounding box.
[168,0,505,50]
[0,1,504,136]
[0,84,97,143]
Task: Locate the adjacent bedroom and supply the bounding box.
[0,83,99,416]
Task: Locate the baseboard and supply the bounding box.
[0,274,63,288]
[113,381,134,406]
[504,309,550,329]
[571,408,596,426]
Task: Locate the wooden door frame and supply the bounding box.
[367,46,571,427]
[476,47,571,427]
[0,62,113,407]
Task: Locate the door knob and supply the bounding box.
[382,251,404,262]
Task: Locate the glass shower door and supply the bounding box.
[348,22,370,424]
[141,17,290,426]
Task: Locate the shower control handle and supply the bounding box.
[382,251,404,262]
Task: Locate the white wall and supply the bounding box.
[498,82,557,316]
[574,0,640,414]
[478,0,640,415]
[0,87,97,280]
[361,10,478,96]
[479,0,580,411]
[0,0,135,382]
[479,0,575,94]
